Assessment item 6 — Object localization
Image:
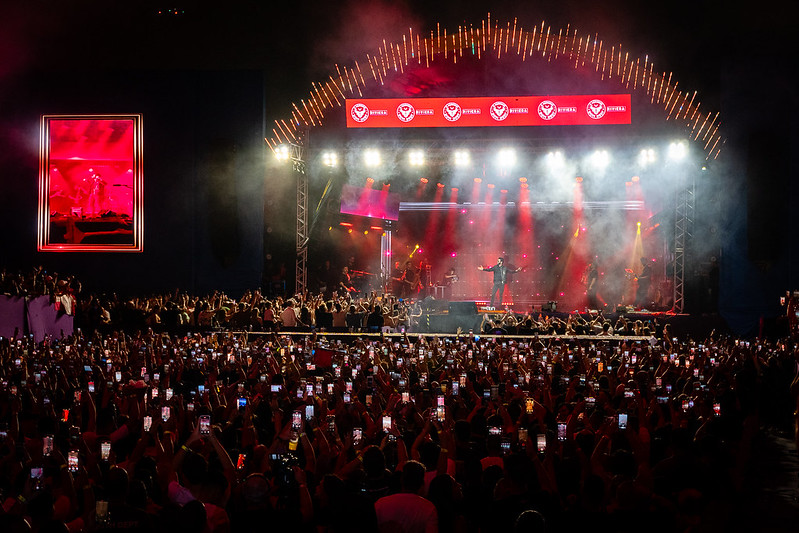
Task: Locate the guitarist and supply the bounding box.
[339,266,357,295]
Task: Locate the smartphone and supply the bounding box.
[161,406,170,422]
[68,450,79,472]
[115,371,122,382]
[305,405,314,420]
[144,415,153,432]
[43,435,54,456]
[292,411,302,427]
[501,438,511,453]
[436,406,445,421]
[353,428,363,446]
[452,382,459,395]
[187,402,195,412]
[101,441,111,461]
[327,415,335,434]
[557,423,567,441]
[536,434,546,453]
[402,391,410,403]
[713,403,721,416]
[525,398,534,414]
[271,384,280,393]
[618,413,628,430]
[489,426,501,436]
[151,387,159,399]
[237,453,246,471]
[343,392,351,403]
[382,415,392,432]
[518,427,528,442]
[199,414,211,435]
[437,396,445,407]
[237,397,247,409]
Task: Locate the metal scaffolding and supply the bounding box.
[285,143,308,296]
[673,180,694,313]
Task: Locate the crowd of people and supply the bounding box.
[1,270,798,532]
[1,298,797,532]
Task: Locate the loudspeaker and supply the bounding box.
[448,301,478,315]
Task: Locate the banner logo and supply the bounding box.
[490,101,510,121]
[396,102,416,122]
[350,103,370,123]
[443,102,462,122]
[537,100,557,121]
[586,99,607,120]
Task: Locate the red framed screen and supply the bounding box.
[38,115,144,252]
[346,94,631,128]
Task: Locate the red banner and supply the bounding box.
[346,94,631,128]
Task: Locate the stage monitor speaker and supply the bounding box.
[449,301,478,315]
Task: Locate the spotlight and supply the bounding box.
[590,150,610,169]
[638,148,656,167]
[408,150,425,167]
[545,151,565,171]
[275,144,290,162]
[420,177,429,184]
[668,141,688,161]
[496,148,517,168]
[322,151,338,167]
[473,178,482,183]
[363,149,381,167]
[453,149,471,167]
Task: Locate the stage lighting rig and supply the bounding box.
[496,148,517,169]
[322,151,338,167]
[453,149,471,167]
[408,150,425,167]
[363,149,381,167]
[638,148,656,167]
[590,149,610,169]
[668,141,688,161]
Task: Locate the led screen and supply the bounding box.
[38,115,143,252]
[346,94,631,128]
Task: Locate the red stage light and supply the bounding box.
[420,177,428,183]
[631,176,640,182]
[519,177,527,183]
[474,178,482,183]
[500,189,508,194]
[451,187,458,192]
[339,222,353,227]
[575,177,583,183]
[370,225,383,230]
[487,183,495,189]
[437,183,445,188]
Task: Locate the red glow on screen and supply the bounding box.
[38,115,143,252]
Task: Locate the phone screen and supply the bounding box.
[161,406,170,422]
[618,413,628,429]
[557,423,567,441]
[143,416,152,432]
[101,441,111,460]
[199,415,211,435]
[68,451,79,472]
[536,434,546,453]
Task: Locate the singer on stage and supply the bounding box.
[478,257,521,308]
